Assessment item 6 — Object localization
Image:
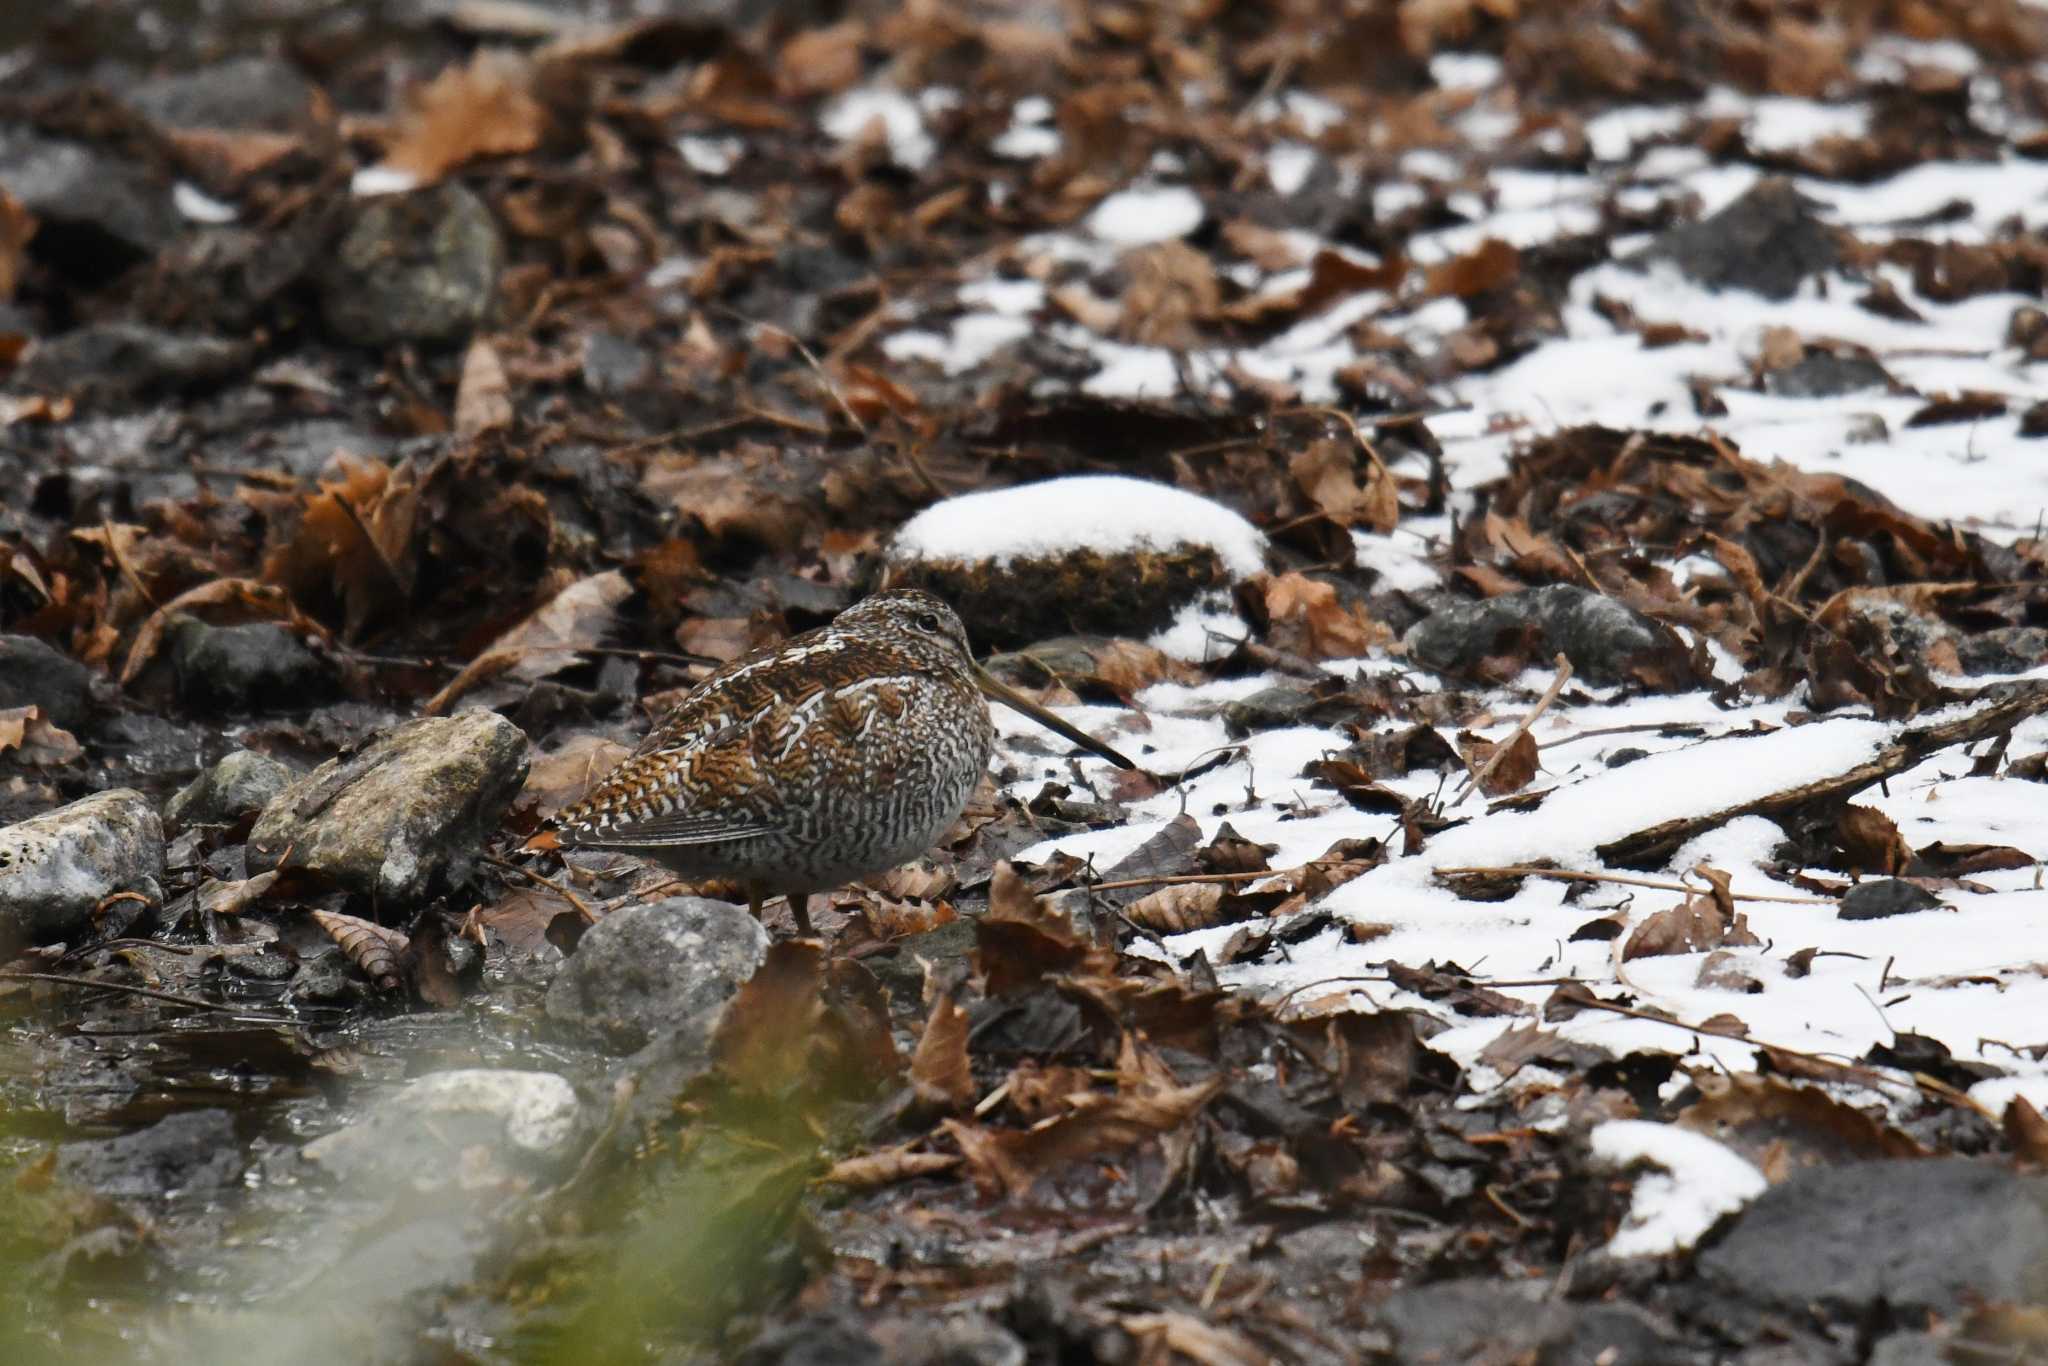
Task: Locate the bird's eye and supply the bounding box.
[915,612,942,633]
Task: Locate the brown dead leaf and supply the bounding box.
[257,455,420,640]
[196,870,286,917]
[0,706,81,767]
[454,337,514,439]
[1119,241,1219,347]
[0,189,35,301]
[426,569,632,714]
[1123,883,1231,933]
[711,939,828,1092]
[520,733,634,821]
[1458,728,1540,796]
[1838,804,1911,877]
[820,1143,960,1190]
[1424,237,1520,298]
[910,991,975,1113]
[942,1072,1222,1200]
[1257,572,1391,660]
[777,21,866,97]
[1677,1071,1928,1169]
[383,50,547,184]
[1290,437,1399,532]
[2006,1096,2048,1166]
[1621,895,1760,961]
[975,861,1115,995]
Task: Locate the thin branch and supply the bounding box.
[1450,653,1572,806]
[481,854,600,923]
[0,970,306,1023]
[1431,864,1830,905]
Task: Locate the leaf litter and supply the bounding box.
[5,0,2048,1360]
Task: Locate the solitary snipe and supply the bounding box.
[556,588,1134,934]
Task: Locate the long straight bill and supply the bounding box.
[973,667,1138,770]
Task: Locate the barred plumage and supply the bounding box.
[556,588,1134,935]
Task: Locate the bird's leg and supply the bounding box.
[746,883,765,923]
[788,892,814,938]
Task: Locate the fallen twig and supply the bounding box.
[1431,865,1830,905]
[1451,653,1572,806]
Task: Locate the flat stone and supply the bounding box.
[318,182,504,347]
[302,1068,582,1186]
[0,125,178,267]
[247,711,529,904]
[1699,1157,2048,1316]
[0,788,164,945]
[1404,583,1691,688]
[57,1108,242,1198]
[1640,177,1841,301]
[12,323,252,403]
[547,897,771,1053]
[1838,878,1945,921]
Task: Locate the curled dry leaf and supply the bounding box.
[1255,572,1391,660]
[1677,1071,1928,1171]
[196,870,284,917]
[1458,727,1540,796]
[1290,437,1399,533]
[1122,882,1232,933]
[0,706,82,767]
[382,49,547,184]
[1621,895,1759,962]
[454,337,514,439]
[120,578,328,686]
[426,569,633,714]
[0,188,34,301]
[311,909,409,991]
[974,861,1115,995]
[909,991,975,1113]
[1837,803,1911,876]
[2005,1096,2048,1167]
[254,455,420,640]
[819,1144,960,1191]
[941,1069,1223,1200]
[710,939,827,1094]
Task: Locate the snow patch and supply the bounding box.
[891,475,1268,578]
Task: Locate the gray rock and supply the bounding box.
[168,617,332,713]
[1765,351,1891,398]
[1640,178,1841,301]
[318,183,504,346]
[57,1108,242,1198]
[12,323,252,403]
[1375,1283,1687,1366]
[1867,1331,1949,1366]
[547,897,770,1053]
[0,125,178,267]
[127,55,322,135]
[1959,625,2048,676]
[581,331,652,394]
[0,788,164,944]
[1404,583,1691,687]
[302,1068,582,1186]
[1838,878,1945,921]
[0,634,95,730]
[1221,684,1322,736]
[164,749,295,831]
[1699,1158,2048,1316]
[247,711,529,904]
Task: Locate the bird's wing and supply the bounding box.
[557,716,775,848]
